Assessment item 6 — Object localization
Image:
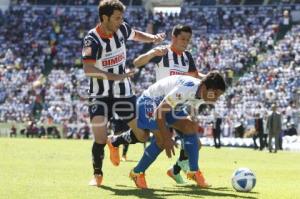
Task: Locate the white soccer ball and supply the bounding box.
[231,168,256,192]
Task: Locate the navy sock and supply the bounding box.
[173,163,181,175]
[133,138,162,173]
[92,142,105,175]
[112,130,140,147]
[179,148,188,161]
[183,134,199,171]
[173,149,188,175]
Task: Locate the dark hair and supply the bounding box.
[202,71,227,92]
[172,25,192,37]
[98,0,125,22]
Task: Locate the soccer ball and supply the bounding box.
[231,168,256,192]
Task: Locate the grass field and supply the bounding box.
[0,138,300,199]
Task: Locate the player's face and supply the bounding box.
[173,31,192,52]
[199,85,223,103]
[106,10,123,33]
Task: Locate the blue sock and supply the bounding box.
[134,138,162,173]
[183,134,199,171]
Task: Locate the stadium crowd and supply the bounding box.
[0,1,299,138]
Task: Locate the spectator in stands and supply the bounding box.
[285,123,298,136]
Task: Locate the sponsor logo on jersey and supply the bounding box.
[170,70,186,76]
[184,81,195,87]
[102,53,125,68]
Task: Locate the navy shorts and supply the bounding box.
[89,96,136,123]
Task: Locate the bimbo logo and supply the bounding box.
[170,70,186,75]
[102,53,125,67]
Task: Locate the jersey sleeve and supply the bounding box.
[81,36,99,64]
[185,51,197,72]
[123,22,136,40]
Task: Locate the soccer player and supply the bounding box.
[82,0,165,187]
[109,25,204,184]
[128,72,226,189]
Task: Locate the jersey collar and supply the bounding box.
[170,46,183,56]
[96,24,113,39]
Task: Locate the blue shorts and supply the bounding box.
[137,95,188,130]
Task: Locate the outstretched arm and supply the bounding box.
[133,31,166,44]
[83,63,135,81]
[133,46,167,68]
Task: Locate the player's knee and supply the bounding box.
[94,136,107,144]
[135,131,149,143]
[181,123,198,134]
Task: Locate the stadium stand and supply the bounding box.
[0,0,299,143]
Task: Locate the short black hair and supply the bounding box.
[202,71,227,92]
[98,0,125,22]
[172,25,192,37]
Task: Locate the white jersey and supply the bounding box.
[82,22,135,98]
[143,75,204,108]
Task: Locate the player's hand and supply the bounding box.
[163,138,175,158]
[152,33,166,44]
[120,70,136,80]
[151,46,168,56]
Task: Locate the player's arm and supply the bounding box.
[83,63,134,81]
[133,30,166,44]
[133,46,167,68]
[155,100,175,158]
[123,22,165,44]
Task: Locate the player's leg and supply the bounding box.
[167,118,197,181]
[111,118,150,146]
[88,99,110,186]
[171,119,210,188]
[89,104,108,186]
[122,143,129,161]
[107,96,150,166]
[129,130,163,189]
[109,96,150,148]
[167,129,188,184]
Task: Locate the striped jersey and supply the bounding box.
[82,22,135,98]
[150,46,197,81]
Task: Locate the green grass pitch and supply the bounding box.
[0,138,300,199]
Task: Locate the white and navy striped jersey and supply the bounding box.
[150,46,197,81]
[82,23,135,98]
